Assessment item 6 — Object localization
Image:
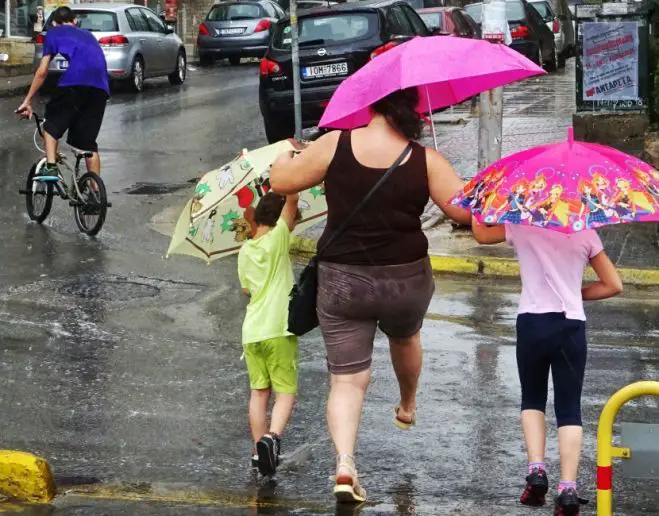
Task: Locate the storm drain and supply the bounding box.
[124,182,192,195]
[57,275,161,301]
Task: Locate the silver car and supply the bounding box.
[197,0,286,66]
[33,3,187,92]
[529,0,575,66]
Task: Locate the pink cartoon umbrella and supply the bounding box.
[318,35,545,147]
[450,128,659,234]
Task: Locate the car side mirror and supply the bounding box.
[165,26,175,34]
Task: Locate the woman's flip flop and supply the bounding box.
[394,405,416,430]
[333,453,367,503]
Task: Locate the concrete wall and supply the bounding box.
[0,38,34,76]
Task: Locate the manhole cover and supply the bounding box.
[58,276,160,301]
[124,182,190,195]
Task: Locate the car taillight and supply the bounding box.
[511,25,529,39]
[369,41,399,60]
[35,33,44,44]
[259,57,280,77]
[98,35,129,47]
[552,18,560,33]
[254,19,271,32]
[198,23,210,36]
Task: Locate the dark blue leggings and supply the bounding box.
[516,313,587,427]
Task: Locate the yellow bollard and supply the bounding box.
[0,450,56,504]
[596,381,659,516]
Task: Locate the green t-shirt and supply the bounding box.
[238,218,294,345]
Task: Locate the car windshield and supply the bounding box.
[44,10,118,32]
[530,1,553,21]
[464,1,526,23]
[420,12,443,31]
[274,13,377,49]
[207,3,263,21]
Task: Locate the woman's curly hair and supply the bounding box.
[372,87,423,141]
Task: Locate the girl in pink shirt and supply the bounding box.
[472,221,623,516]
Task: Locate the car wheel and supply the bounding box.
[127,56,144,92]
[229,56,241,66]
[545,45,558,72]
[558,50,567,69]
[169,50,187,85]
[264,116,294,144]
[534,45,543,67]
[199,53,214,67]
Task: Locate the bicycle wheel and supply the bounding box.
[25,162,54,223]
[73,172,108,236]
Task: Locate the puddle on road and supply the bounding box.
[123,182,195,195]
[57,276,161,301]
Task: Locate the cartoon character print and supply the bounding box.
[634,168,659,202]
[472,168,507,215]
[578,180,609,228]
[496,179,528,224]
[230,205,257,243]
[523,174,547,224]
[217,164,235,190]
[191,182,212,214]
[592,173,616,218]
[534,184,565,227]
[611,178,637,219]
[201,209,217,243]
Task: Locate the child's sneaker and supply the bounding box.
[250,449,259,470]
[554,488,583,516]
[520,468,549,506]
[256,433,280,477]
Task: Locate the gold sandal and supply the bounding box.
[394,405,416,430]
[333,453,367,503]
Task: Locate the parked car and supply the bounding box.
[464,0,557,70]
[197,0,286,66]
[259,0,429,143]
[33,3,187,92]
[418,7,480,38]
[528,0,574,67]
[286,1,338,13]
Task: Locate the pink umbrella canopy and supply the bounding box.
[319,36,545,130]
[450,128,659,234]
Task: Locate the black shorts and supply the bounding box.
[44,86,108,153]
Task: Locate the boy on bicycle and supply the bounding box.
[17,6,109,181]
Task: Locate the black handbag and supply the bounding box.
[287,143,414,336]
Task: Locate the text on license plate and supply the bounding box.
[218,28,245,35]
[57,60,69,70]
[302,63,348,79]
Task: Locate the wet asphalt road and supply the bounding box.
[0,62,658,515]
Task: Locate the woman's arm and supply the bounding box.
[471,218,506,245]
[582,251,623,300]
[269,131,341,195]
[426,148,471,225]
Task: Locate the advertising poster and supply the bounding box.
[582,21,639,102]
[164,0,177,22]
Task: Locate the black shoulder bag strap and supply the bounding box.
[316,142,413,258]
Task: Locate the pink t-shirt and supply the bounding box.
[505,225,604,321]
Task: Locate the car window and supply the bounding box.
[464,3,482,23]
[141,8,166,32]
[401,0,423,9]
[463,12,480,34]
[273,13,377,48]
[526,2,544,24]
[453,11,472,35]
[386,5,414,35]
[48,10,118,32]
[126,8,149,32]
[420,12,442,31]
[207,3,264,21]
[272,2,286,17]
[506,0,527,21]
[402,5,427,35]
[530,1,553,21]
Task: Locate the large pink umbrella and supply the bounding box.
[319,36,544,138]
[450,128,659,233]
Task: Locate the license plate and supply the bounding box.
[217,27,245,35]
[302,62,348,79]
[57,60,68,70]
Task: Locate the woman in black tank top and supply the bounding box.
[270,87,471,503]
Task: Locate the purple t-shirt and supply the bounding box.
[43,25,109,95]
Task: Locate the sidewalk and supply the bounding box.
[0,72,32,98]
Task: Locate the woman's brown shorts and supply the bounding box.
[317,257,435,375]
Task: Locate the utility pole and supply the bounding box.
[477,0,507,170]
[290,0,302,141]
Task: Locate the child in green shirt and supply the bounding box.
[238,192,299,477]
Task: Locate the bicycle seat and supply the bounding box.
[70,146,94,159]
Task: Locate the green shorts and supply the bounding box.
[244,335,299,394]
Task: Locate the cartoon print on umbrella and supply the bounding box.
[523,174,547,224]
[201,209,217,243]
[592,172,616,218]
[578,179,609,227]
[634,168,659,201]
[192,182,212,214]
[534,184,569,227]
[496,179,528,224]
[217,164,234,190]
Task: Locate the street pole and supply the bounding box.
[290,0,302,141]
[477,0,506,170]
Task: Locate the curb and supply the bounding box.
[291,236,659,287]
[0,450,56,504]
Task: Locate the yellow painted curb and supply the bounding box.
[291,237,659,286]
[0,451,56,504]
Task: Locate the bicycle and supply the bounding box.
[18,113,111,236]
